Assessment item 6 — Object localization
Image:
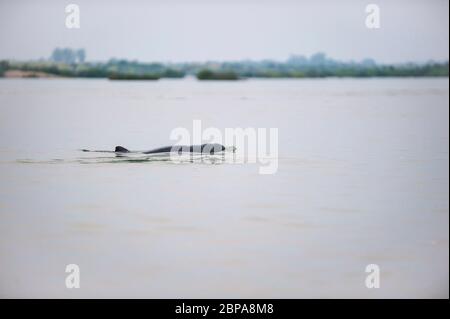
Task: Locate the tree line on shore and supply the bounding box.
[0,48,448,80]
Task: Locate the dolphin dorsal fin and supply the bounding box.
[115,146,129,153]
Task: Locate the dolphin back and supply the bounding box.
[143,144,225,154]
[110,143,226,154]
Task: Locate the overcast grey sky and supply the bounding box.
[0,0,448,63]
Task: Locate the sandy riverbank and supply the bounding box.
[3,70,60,78]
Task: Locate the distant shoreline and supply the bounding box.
[1,54,448,80]
[3,70,61,79]
[1,72,449,81]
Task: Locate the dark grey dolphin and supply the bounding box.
[118,143,226,154]
[82,143,229,154]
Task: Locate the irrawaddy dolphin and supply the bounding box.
[82,143,234,155]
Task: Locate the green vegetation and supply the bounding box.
[0,48,185,80]
[0,60,9,77]
[234,63,450,78]
[1,49,448,79]
[0,60,184,80]
[197,69,239,80]
[108,73,160,80]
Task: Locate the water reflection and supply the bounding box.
[16,151,237,165]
